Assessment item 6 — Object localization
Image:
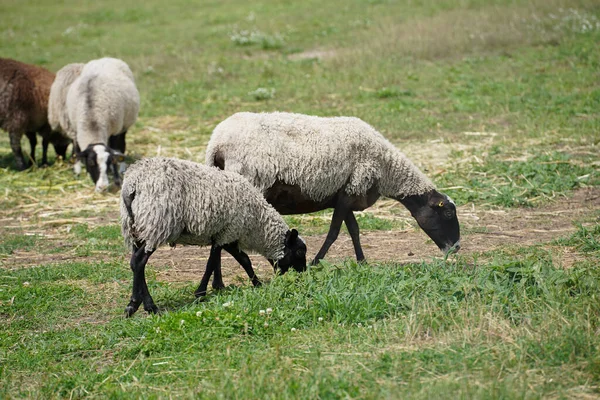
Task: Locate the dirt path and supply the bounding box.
[3,188,598,288]
[147,187,600,286]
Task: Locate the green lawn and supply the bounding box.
[1,0,599,398]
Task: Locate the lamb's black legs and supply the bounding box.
[125,245,157,317]
[195,245,223,298]
[344,211,365,262]
[311,204,348,265]
[223,243,262,288]
[195,242,261,298]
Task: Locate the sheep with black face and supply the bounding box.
[206,112,460,265]
[0,58,71,170]
[48,57,139,192]
[120,157,307,317]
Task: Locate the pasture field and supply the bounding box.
[1,0,599,398]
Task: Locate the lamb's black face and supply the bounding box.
[77,144,125,192]
[276,229,307,273]
[402,190,461,254]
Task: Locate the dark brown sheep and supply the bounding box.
[0,58,70,170]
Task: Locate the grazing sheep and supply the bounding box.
[48,57,139,191]
[120,157,307,317]
[206,111,460,265]
[0,58,71,170]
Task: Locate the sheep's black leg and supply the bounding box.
[41,135,50,166]
[195,245,222,298]
[126,245,157,317]
[25,132,37,165]
[108,131,127,153]
[311,203,348,265]
[344,211,365,262]
[223,243,261,287]
[9,132,27,171]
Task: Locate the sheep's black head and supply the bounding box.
[275,229,307,273]
[400,190,461,254]
[77,144,126,192]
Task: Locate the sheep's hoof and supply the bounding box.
[125,305,138,318]
[144,304,159,314]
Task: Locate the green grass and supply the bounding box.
[438,149,600,207]
[1,256,599,398]
[0,234,40,256]
[1,0,600,397]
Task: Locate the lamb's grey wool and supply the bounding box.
[48,57,139,191]
[120,157,297,261]
[206,112,435,201]
[206,111,460,264]
[0,57,70,170]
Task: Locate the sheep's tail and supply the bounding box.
[122,188,136,225]
[205,146,225,170]
[120,184,138,250]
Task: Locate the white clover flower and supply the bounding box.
[259,309,266,315]
[223,301,233,308]
[196,311,203,317]
[264,322,269,327]
[22,282,30,287]
[180,320,185,326]
[291,328,296,332]
[266,308,273,314]
[318,317,324,322]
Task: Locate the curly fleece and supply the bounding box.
[120,157,296,261]
[206,112,435,201]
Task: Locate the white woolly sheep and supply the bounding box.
[120,157,307,316]
[206,111,461,265]
[48,57,140,192]
[0,58,71,170]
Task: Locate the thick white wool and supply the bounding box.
[120,157,291,261]
[206,112,435,201]
[48,63,84,136]
[48,58,139,149]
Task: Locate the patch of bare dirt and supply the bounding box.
[139,187,600,286]
[3,188,598,289]
[287,49,338,61]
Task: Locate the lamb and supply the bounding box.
[120,157,307,317]
[48,57,139,192]
[206,111,461,265]
[0,58,71,170]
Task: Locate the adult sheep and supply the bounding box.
[0,58,71,170]
[120,157,307,317]
[48,57,139,192]
[206,111,460,265]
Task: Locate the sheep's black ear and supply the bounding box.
[76,147,90,160]
[286,229,299,245]
[111,149,126,163]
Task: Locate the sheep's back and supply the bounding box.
[0,58,54,132]
[207,112,392,201]
[122,158,271,252]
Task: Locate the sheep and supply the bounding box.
[0,58,71,170]
[120,157,307,317]
[206,111,461,265]
[48,57,139,192]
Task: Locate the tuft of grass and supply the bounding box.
[438,150,599,207]
[0,234,40,256]
[556,223,600,254]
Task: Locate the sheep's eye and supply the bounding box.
[88,159,96,166]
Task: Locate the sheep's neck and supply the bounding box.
[379,147,435,199]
